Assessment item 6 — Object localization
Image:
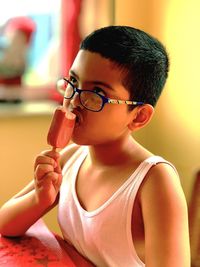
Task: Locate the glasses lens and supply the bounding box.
[57,79,74,98]
[80,91,103,111]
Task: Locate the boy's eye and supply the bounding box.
[68,77,107,96]
[69,76,77,85]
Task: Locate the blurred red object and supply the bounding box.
[0,16,36,87]
[6,16,36,43]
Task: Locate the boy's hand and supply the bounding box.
[34,150,62,207]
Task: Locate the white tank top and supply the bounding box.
[58,145,176,267]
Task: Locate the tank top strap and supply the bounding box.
[62,145,88,176]
[128,155,178,196]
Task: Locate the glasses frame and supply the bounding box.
[57,78,144,112]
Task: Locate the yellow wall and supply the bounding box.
[115,0,200,202]
[0,113,61,233]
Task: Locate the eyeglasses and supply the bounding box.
[56,78,144,112]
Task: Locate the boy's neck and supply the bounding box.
[87,136,140,167]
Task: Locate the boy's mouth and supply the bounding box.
[72,110,82,125]
[75,116,80,124]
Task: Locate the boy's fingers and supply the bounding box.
[34,164,54,180]
[41,150,61,159]
[54,159,62,174]
[34,155,57,170]
[36,172,62,189]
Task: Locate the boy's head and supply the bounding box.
[80,25,169,108]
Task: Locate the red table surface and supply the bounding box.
[0,219,95,267]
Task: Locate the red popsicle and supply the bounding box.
[47,106,76,149]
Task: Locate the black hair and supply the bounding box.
[80,25,169,107]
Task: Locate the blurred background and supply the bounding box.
[0,0,199,257]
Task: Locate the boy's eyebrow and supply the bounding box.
[92,81,115,91]
[69,70,78,78]
[69,70,115,91]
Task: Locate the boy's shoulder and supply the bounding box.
[140,159,180,194]
[138,160,185,213]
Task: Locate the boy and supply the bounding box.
[0,26,190,266]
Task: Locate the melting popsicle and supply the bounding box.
[47,106,76,149]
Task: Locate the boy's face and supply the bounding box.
[64,50,136,145]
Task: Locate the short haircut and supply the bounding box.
[80,26,169,107]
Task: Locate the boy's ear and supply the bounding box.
[128,104,154,131]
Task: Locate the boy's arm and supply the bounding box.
[140,163,191,267]
[0,143,79,237]
[0,181,58,237]
[0,149,61,237]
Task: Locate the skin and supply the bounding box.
[0,50,190,266]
